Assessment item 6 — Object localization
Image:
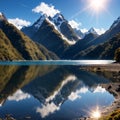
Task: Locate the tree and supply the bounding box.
[114,48,120,63]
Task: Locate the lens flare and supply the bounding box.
[70,0,110,20]
[88,0,108,13]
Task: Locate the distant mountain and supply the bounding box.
[110,17,120,30]
[1,12,120,60]
[88,17,120,46]
[22,14,71,57]
[62,16,120,60]
[74,32,120,60]
[62,32,99,59]
[22,13,79,43]
[74,27,98,39]
[0,13,58,60]
[74,29,84,39]
[53,13,79,41]
[87,27,98,35]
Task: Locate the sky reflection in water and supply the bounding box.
[0,64,114,119]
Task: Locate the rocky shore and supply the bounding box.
[79,63,120,120]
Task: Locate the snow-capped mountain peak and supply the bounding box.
[33,14,48,29]
[74,28,84,39]
[82,27,98,39]
[110,17,120,30]
[88,27,97,34]
[52,13,65,30]
[24,13,79,44]
[53,13,64,22]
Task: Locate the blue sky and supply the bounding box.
[0,0,120,33]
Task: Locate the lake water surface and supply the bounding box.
[0,60,114,120]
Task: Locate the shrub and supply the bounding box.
[114,48,120,63]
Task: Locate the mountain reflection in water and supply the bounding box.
[0,65,114,120]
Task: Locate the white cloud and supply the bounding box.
[8,18,31,29]
[0,12,2,16]
[36,102,60,118]
[69,20,82,29]
[68,92,81,101]
[68,87,88,101]
[36,75,77,118]
[32,2,60,17]
[94,28,106,35]
[8,89,31,101]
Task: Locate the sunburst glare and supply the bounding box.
[87,0,109,14]
[70,0,110,20]
[90,106,101,119]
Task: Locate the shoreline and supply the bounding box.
[79,63,120,119]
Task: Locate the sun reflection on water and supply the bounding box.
[90,106,101,119]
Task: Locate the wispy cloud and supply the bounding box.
[68,20,82,30]
[32,2,60,17]
[8,18,31,29]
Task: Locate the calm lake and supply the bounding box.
[0,60,115,120]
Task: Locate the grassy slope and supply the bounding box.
[0,29,23,60]
[0,20,58,60]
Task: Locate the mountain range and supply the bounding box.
[0,13,58,60]
[0,12,120,60]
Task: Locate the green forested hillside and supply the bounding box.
[0,20,58,60]
[74,33,120,60]
[0,29,23,60]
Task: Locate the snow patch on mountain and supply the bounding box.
[52,13,65,30]
[32,13,77,44]
[34,14,47,29]
[46,17,75,45]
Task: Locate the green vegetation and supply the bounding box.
[31,20,70,57]
[0,20,58,60]
[99,109,120,120]
[114,48,120,63]
[0,65,56,105]
[36,43,59,60]
[74,33,120,60]
[0,29,23,60]
[62,33,98,59]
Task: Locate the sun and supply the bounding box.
[70,0,110,19]
[87,0,108,13]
